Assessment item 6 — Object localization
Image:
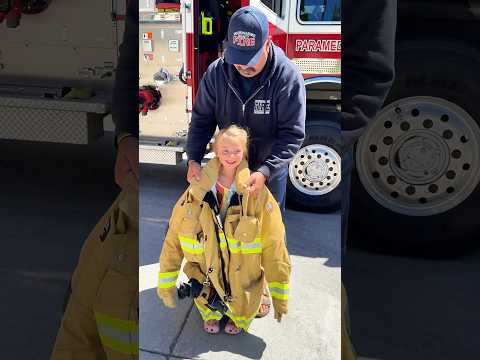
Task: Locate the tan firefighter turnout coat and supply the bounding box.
[157,158,291,331]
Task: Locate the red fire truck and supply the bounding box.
[140,0,480,250]
[140,0,342,212]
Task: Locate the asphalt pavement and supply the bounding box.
[1,135,120,359]
[4,133,477,360]
[139,162,341,360]
[343,244,480,360]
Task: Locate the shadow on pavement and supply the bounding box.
[343,247,480,360]
[1,137,119,359]
[284,210,341,268]
[172,309,267,360]
[140,288,267,360]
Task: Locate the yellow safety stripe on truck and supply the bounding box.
[158,270,180,289]
[94,311,138,355]
[268,282,290,301]
[178,235,204,254]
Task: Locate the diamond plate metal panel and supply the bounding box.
[140,145,183,165]
[0,107,103,144]
[293,58,341,75]
[0,95,109,113]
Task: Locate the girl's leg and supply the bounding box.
[256,283,271,318]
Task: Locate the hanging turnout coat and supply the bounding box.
[157,158,291,331]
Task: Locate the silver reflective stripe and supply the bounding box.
[97,323,139,344]
[159,276,177,284]
[180,241,203,250]
[241,243,261,249]
[268,287,289,295]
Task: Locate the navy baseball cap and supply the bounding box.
[224,6,269,66]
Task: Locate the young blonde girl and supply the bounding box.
[157,125,291,334]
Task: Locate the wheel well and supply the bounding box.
[397,14,480,53]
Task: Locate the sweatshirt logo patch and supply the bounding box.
[232,31,256,47]
[254,100,271,115]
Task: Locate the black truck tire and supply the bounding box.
[287,119,342,212]
[349,40,480,255]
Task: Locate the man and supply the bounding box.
[51,2,139,359]
[186,6,306,213]
[341,0,397,358]
[112,0,139,190]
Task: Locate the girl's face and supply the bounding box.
[215,135,245,170]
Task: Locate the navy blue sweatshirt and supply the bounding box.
[342,0,397,151]
[111,0,139,139]
[186,44,306,180]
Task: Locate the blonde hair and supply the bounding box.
[213,124,249,159]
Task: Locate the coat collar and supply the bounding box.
[189,157,251,202]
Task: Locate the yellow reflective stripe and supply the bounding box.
[94,311,138,333]
[270,292,289,300]
[240,241,262,254]
[240,248,262,254]
[159,270,180,278]
[178,235,199,245]
[179,235,204,254]
[94,311,138,355]
[227,237,240,245]
[196,302,223,321]
[225,309,257,331]
[268,282,289,290]
[99,334,138,355]
[218,231,227,250]
[268,282,290,300]
[181,245,204,254]
[158,270,179,288]
[227,237,262,254]
[158,280,176,289]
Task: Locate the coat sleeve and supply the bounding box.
[186,63,218,163]
[111,0,139,138]
[259,191,291,315]
[157,195,186,302]
[158,191,207,303]
[342,0,397,151]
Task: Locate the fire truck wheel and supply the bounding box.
[349,40,480,255]
[287,119,342,212]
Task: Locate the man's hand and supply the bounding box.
[187,160,202,183]
[245,171,267,197]
[115,136,139,190]
[274,310,283,323]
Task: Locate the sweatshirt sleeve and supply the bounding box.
[111,0,139,138]
[341,0,397,151]
[260,191,291,315]
[257,68,306,179]
[186,64,219,163]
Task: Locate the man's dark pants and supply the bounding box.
[341,149,354,253]
[266,167,288,214]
